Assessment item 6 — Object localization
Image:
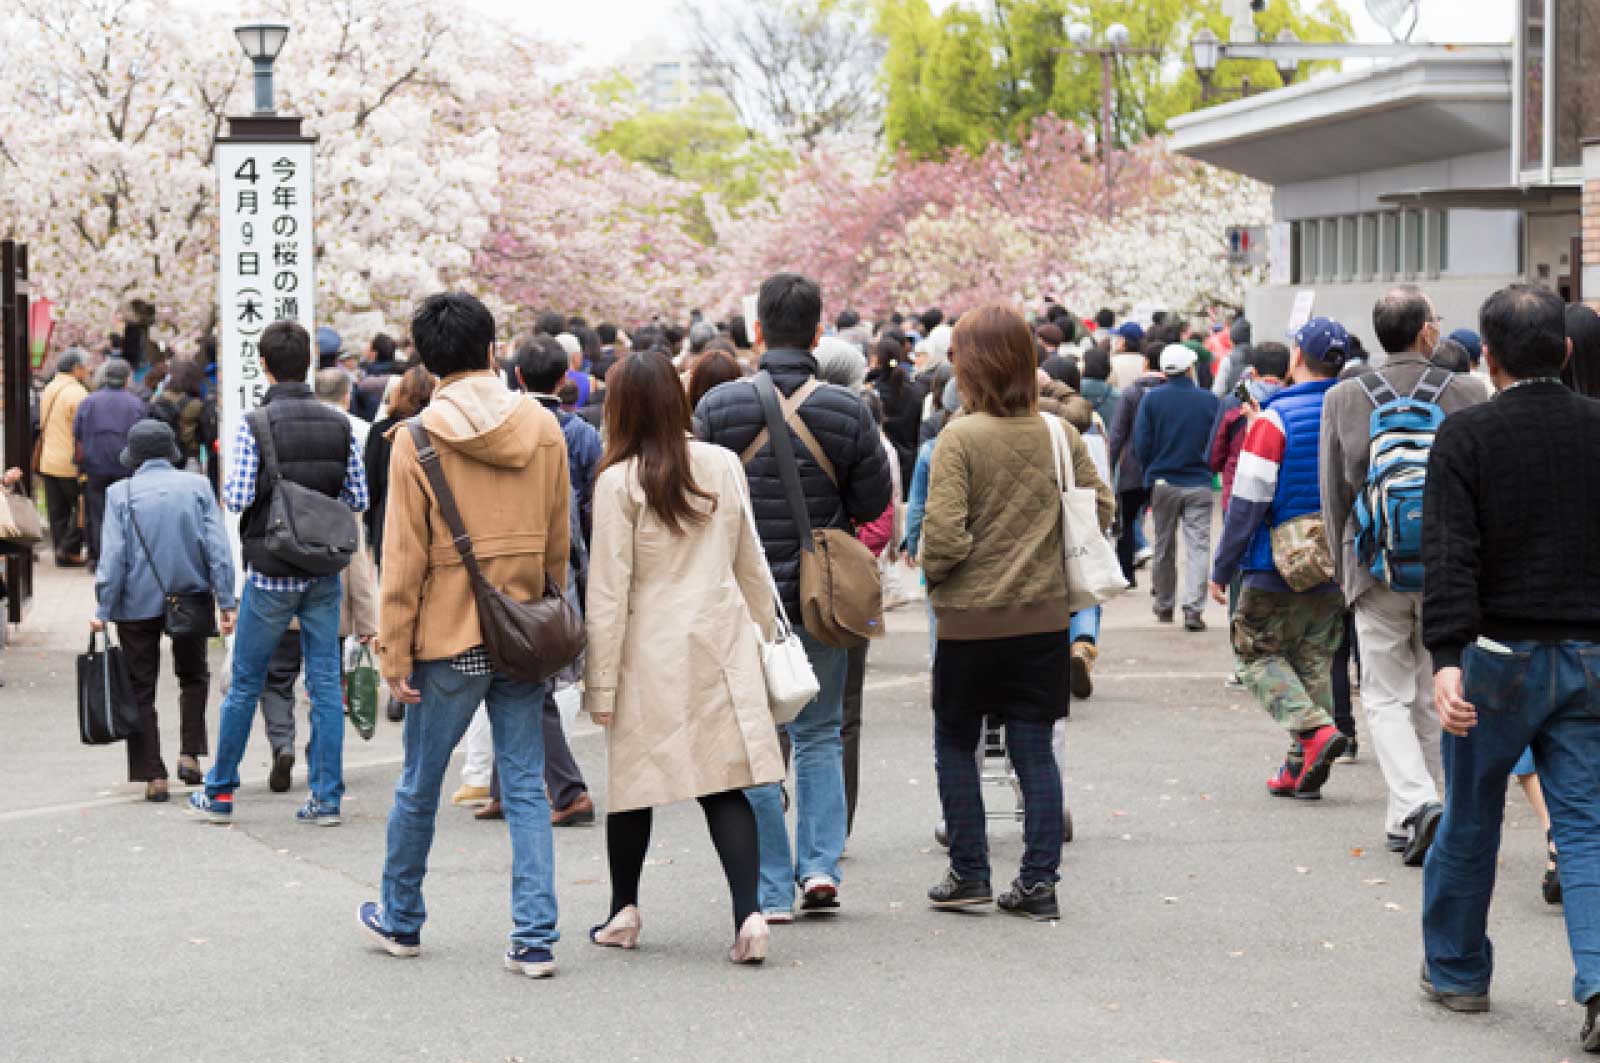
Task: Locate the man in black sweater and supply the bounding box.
[1420,283,1600,1053]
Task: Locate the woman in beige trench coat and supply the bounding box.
[584,352,783,965]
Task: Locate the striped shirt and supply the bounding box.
[1210,409,1287,590]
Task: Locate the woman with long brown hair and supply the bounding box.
[920,304,1114,922]
[584,351,784,965]
[364,364,438,568]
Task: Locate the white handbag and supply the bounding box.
[1044,415,1130,613]
[723,451,820,724]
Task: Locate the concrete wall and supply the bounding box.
[1272,150,1510,219]
[1244,275,1515,353]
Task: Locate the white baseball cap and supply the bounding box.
[1159,344,1198,375]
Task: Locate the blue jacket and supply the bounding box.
[94,460,237,622]
[1132,375,1219,489]
[535,395,602,541]
[1242,379,1336,574]
[73,388,147,479]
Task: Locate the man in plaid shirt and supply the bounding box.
[190,320,368,827]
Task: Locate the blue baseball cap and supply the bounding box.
[1114,321,1144,347]
[1293,317,1350,365]
[1447,328,1482,365]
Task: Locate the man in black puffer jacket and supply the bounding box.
[696,272,891,920]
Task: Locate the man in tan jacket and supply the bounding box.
[360,293,571,980]
[34,350,90,565]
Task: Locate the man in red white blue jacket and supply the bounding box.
[1208,318,1351,800]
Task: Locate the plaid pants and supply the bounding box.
[934,714,1062,887]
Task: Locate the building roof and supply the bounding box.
[1168,53,1512,186]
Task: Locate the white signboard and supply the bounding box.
[1285,289,1317,337]
[1269,222,1293,286]
[216,140,315,471]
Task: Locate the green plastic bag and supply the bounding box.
[345,644,379,741]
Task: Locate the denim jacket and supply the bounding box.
[95,460,237,622]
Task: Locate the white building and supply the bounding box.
[618,35,724,113]
[1169,4,1597,349]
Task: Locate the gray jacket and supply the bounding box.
[1318,353,1487,605]
[95,460,237,622]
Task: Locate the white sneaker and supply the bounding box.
[800,875,840,912]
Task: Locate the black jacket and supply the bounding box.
[696,347,892,616]
[240,382,351,578]
[1422,382,1600,670]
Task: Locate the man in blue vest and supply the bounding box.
[1208,318,1351,799]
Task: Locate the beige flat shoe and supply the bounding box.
[730,913,769,965]
[590,905,642,950]
[450,784,491,807]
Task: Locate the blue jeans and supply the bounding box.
[1070,607,1101,644]
[380,661,558,950]
[745,627,850,912]
[934,713,1062,887]
[206,578,344,809]
[1423,640,1600,1003]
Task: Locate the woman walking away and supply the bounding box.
[364,364,437,570]
[92,421,236,801]
[584,352,784,965]
[921,304,1113,921]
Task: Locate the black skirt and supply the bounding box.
[932,630,1071,725]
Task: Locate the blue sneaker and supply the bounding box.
[186,791,233,824]
[504,946,556,979]
[356,902,420,958]
[295,798,341,827]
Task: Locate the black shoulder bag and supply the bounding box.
[406,421,584,685]
[127,494,217,638]
[246,408,358,575]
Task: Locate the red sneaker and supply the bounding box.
[1267,763,1298,798]
[1295,725,1350,797]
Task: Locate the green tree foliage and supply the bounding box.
[876,0,1353,159]
[595,92,791,242]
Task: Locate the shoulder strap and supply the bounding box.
[246,408,283,482]
[752,372,816,551]
[1357,372,1399,409]
[38,385,63,439]
[1043,414,1076,492]
[405,420,491,586]
[1409,367,1454,405]
[125,493,170,599]
[718,446,798,636]
[739,377,837,486]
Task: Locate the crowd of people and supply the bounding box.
[5,267,1600,1052]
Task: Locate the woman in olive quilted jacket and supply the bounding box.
[920,304,1113,923]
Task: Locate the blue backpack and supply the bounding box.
[1352,368,1453,593]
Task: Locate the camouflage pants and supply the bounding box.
[1231,587,1344,739]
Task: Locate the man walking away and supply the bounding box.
[1133,344,1220,631]
[188,322,366,826]
[35,350,90,565]
[696,272,892,920]
[359,292,570,979]
[1321,287,1484,866]
[1420,284,1600,1053]
[1209,320,1351,799]
[1107,341,1167,586]
[72,358,145,570]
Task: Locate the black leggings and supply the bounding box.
[606,789,760,932]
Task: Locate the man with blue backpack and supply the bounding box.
[1320,286,1486,867]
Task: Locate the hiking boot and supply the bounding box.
[1419,963,1490,1013]
[1402,801,1443,867]
[996,878,1059,922]
[1294,726,1348,797]
[1070,641,1097,700]
[927,869,993,910]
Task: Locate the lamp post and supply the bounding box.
[235,23,290,115]
[1058,21,1162,220]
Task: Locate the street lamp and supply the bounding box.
[1055,19,1162,220]
[234,23,290,115]
[1274,28,1301,84]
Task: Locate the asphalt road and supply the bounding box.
[0,569,1581,1063]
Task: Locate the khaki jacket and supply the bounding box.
[37,373,87,478]
[377,372,570,682]
[1319,353,1486,605]
[583,442,784,812]
[924,412,1115,640]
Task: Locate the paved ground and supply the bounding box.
[0,559,1584,1063]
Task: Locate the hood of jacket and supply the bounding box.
[419,370,545,468]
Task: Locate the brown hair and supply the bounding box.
[388,364,438,420]
[164,358,204,397]
[687,349,742,411]
[600,353,715,534]
[951,304,1039,417]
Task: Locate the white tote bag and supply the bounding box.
[1044,415,1130,613]
[722,450,820,724]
